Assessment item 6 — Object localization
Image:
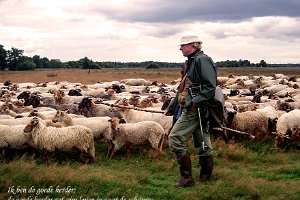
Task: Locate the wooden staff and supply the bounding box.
[100,101,256,139]
[212,126,255,139]
[99,101,165,114]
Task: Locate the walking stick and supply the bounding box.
[197,107,206,151]
[189,87,207,151]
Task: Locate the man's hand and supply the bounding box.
[191,103,198,111]
[164,110,172,116]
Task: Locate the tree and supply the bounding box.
[80,57,92,69]
[0,44,7,70]
[41,57,50,68]
[257,60,267,67]
[146,63,160,69]
[7,47,24,70]
[17,60,36,70]
[49,59,64,68]
[32,55,43,68]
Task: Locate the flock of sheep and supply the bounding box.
[0,73,300,164]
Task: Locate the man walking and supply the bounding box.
[165,35,217,187]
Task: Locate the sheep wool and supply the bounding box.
[0,124,30,149]
[276,109,300,135]
[52,110,111,140]
[24,117,95,163]
[108,117,165,158]
[227,110,269,138]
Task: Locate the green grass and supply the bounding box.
[1,138,300,200]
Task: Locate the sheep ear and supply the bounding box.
[119,118,126,123]
[32,117,39,125]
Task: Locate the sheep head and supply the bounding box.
[138,97,153,108]
[28,109,39,117]
[24,95,41,108]
[274,129,292,148]
[129,95,140,106]
[106,89,115,96]
[225,108,237,126]
[116,98,130,106]
[52,110,64,123]
[54,90,65,103]
[291,126,300,141]
[108,117,120,129]
[17,91,31,100]
[24,117,40,133]
[78,97,93,110]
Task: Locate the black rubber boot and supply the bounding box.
[199,155,213,181]
[175,151,195,187]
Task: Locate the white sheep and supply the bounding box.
[256,105,286,120]
[120,78,151,86]
[277,101,300,112]
[78,97,122,118]
[108,117,165,159]
[275,109,300,147]
[114,98,173,135]
[0,117,33,126]
[0,124,33,159]
[23,117,95,164]
[52,110,111,141]
[226,110,270,139]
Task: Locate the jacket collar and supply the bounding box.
[188,50,203,60]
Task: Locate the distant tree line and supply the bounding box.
[0,44,299,71]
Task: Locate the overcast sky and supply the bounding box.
[1,0,300,64]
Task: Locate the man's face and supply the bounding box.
[180,43,196,57]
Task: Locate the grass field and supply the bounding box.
[0,67,300,200]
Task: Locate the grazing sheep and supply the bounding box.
[108,117,165,159]
[256,105,286,133]
[114,98,173,135]
[24,94,41,108]
[0,124,33,159]
[277,101,300,112]
[0,117,33,125]
[6,102,33,114]
[52,110,111,141]
[78,97,121,118]
[232,103,259,113]
[275,109,300,148]
[256,106,286,120]
[120,78,151,86]
[128,95,141,106]
[53,90,83,105]
[23,117,95,164]
[262,84,289,96]
[226,110,270,139]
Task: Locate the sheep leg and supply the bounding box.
[109,146,117,159]
[43,151,52,165]
[159,134,165,153]
[106,140,114,158]
[149,148,160,158]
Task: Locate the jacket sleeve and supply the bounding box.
[192,55,217,106]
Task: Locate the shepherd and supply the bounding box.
[165,35,217,187]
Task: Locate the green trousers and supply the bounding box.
[169,108,213,156]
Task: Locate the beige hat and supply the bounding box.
[180,35,202,45]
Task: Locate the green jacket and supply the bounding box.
[168,50,217,114]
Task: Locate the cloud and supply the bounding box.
[203,17,300,42]
[0,0,299,63]
[90,0,300,23]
